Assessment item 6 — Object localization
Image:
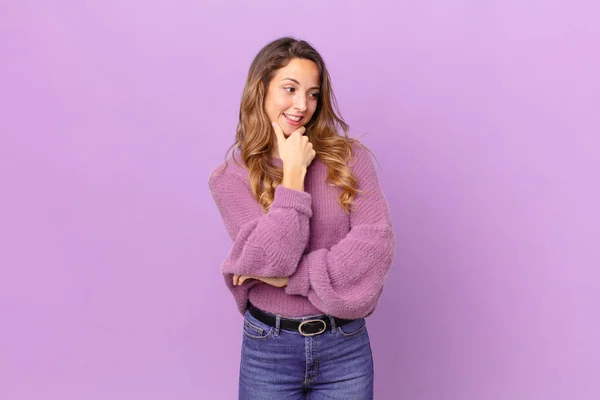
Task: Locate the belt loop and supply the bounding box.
[274,315,281,336]
[328,315,337,333]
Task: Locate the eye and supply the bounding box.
[284,86,295,93]
[308,92,320,99]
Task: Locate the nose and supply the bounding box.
[294,94,307,113]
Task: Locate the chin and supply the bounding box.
[281,126,293,136]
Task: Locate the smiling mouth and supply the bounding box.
[283,113,302,122]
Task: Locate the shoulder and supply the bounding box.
[348,140,377,173]
[208,151,250,194]
[349,141,370,160]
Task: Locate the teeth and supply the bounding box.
[284,113,301,122]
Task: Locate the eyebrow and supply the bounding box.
[281,77,320,91]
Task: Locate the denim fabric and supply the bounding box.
[238,308,374,399]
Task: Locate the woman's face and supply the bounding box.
[264,58,320,137]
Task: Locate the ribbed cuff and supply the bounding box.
[285,256,310,297]
[272,185,312,217]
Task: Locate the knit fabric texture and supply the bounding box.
[208,143,395,319]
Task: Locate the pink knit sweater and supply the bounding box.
[208,143,395,319]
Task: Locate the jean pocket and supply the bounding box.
[336,318,367,337]
[242,311,273,340]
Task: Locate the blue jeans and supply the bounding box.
[238,308,374,399]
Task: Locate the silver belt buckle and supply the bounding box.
[298,319,327,337]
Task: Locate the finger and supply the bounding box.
[289,130,303,140]
[233,274,238,286]
[272,121,286,146]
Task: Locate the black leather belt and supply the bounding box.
[247,301,354,336]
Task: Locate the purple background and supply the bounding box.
[1,1,599,399]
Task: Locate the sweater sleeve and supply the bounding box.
[208,166,312,278]
[284,145,396,319]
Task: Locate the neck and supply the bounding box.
[270,147,281,160]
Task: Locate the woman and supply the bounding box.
[208,37,395,399]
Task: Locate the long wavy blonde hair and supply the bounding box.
[219,37,364,213]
